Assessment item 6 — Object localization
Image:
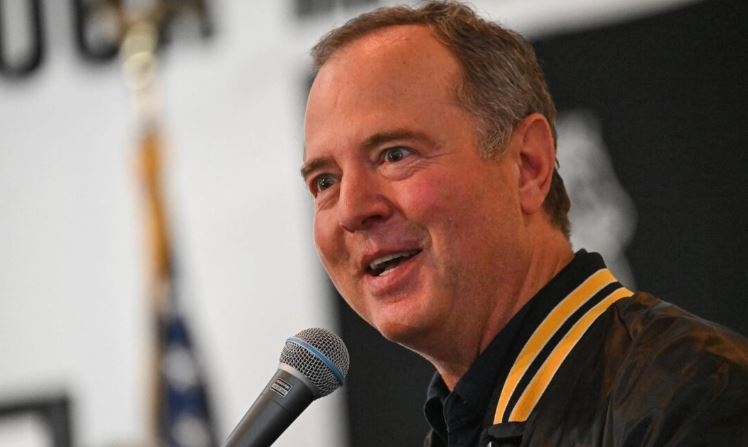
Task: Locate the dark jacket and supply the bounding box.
[425,292,748,447]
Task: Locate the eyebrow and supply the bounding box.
[300,128,436,179]
[300,155,333,179]
[361,128,434,150]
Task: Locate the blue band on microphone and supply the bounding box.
[286,336,345,385]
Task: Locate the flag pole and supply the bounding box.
[121,19,169,447]
[121,17,217,447]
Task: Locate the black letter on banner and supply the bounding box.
[158,0,213,44]
[0,0,45,78]
[72,0,122,62]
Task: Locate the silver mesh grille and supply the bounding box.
[279,328,350,398]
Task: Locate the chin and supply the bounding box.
[373,315,434,349]
[370,291,440,340]
[376,322,414,343]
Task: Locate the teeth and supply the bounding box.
[368,250,419,276]
[370,253,405,270]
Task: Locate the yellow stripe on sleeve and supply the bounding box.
[508,286,632,422]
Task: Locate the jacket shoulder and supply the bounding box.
[612,292,748,367]
[606,292,748,445]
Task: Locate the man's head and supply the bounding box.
[302,2,572,368]
[311,1,570,236]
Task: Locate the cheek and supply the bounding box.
[401,173,480,231]
[407,167,519,254]
[398,175,451,218]
[313,216,369,317]
[313,215,356,299]
[313,212,340,266]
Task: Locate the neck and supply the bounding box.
[427,229,573,391]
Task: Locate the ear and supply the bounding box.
[512,113,556,215]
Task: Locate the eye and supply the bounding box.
[313,174,337,194]
[382,147,412,163]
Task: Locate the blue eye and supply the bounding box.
[383,147,411,163]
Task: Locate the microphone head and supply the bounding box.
[279,328,350,398]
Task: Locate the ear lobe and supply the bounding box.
[515,113,556,215]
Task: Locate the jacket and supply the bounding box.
[424,258,748,446]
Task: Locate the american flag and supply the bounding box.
[158,287,217,447]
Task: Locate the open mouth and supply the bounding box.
[366,250,421,277]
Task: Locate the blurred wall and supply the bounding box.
[0,1,347,446]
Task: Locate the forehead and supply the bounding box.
[304,25,466,154]
[315,25,459,97]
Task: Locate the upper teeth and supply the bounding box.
[369,251,419,272]
[370,253,403,270]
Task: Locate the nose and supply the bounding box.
[337,170,393,232]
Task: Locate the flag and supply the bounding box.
[159,285,217,447]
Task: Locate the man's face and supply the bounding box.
[303,26,530,349]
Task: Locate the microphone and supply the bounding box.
[222,328,350,447]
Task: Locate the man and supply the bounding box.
[301,2,748,446]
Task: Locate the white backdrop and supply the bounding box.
[0,0,693,446]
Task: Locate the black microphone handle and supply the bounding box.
[222,366,316,447]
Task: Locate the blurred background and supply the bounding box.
[0,0,745,446]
